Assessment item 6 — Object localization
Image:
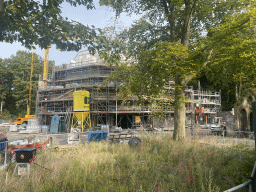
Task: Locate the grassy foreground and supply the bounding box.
[0,135,255,192]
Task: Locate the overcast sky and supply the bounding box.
[0,1,139,66]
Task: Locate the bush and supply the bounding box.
[0,109,15,120]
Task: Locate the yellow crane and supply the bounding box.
[43,46,50,87]
[27,49,34,116]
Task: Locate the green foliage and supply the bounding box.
[138,42,192,78]
[100,0,255,48]
[0,0,97,51]
[0,109,14,120]
[97,0,256,139]
[1,135,255,191]
[107,1,255,110]
[0,50,55,116]
[100,0,252,43]
[0,58,7,105]
[188,9,256,110]
[109,41,196,103]
[99,2,255,96]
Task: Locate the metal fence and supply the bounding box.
[193,127,254,138]
[230,130,255,138]
[224,161,256,192]
[0,138,9,170]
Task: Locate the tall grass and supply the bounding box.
[0,134,255,192]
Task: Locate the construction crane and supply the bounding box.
[27,49,34,116]
[10,46,51,125]
[43,46,50,87]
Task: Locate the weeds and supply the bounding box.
[0,134,255,191]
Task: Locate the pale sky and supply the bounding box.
[0,1,139,66]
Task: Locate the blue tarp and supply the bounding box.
[88,131,108,141]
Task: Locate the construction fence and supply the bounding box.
[0,120,9,124]
[0,137,10,170]
[224,161,256,192]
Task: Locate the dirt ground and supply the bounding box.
[0,125,255,148]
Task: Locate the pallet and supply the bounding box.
[108,133,133,141]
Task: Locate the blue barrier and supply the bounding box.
[0,137,7,151]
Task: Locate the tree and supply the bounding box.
[189,10,256,111]
[0,57,16,116]
[0,0,97,52]
[99,0,256,140]
[0,58,7,114]
[1,51,55,117]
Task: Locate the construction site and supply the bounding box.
[35,51,222,132]
[1,50,254,188]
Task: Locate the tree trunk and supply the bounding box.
[173,1,195,140]
[173,77,186,140]
[181,0,194,48]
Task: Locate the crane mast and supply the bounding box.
[43,47,50,86]
[27,49,34,116]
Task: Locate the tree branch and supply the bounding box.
[231,18,250,30]
[181,0,197,48]
[183,49,213,85]
[0,0,3,12]
[162,0,175,42]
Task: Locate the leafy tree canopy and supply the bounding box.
[100,0,254,47]
[0,50,55,117]
[98,0,256,139]
[189,9,256,110]
[0,0,97,52]
[100,0,256,100]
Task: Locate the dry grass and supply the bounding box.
[0,134,255,192]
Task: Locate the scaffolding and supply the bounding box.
[36,51,221,132]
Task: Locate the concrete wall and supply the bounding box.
[234,92,255,131]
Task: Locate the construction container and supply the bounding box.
[88,131,108,141]
[73,90,90,112]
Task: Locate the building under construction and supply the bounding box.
[36,51,221,132]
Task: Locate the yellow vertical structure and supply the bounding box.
[43,47,50,87]
[27,49,34,116]
[72,90,91,132]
